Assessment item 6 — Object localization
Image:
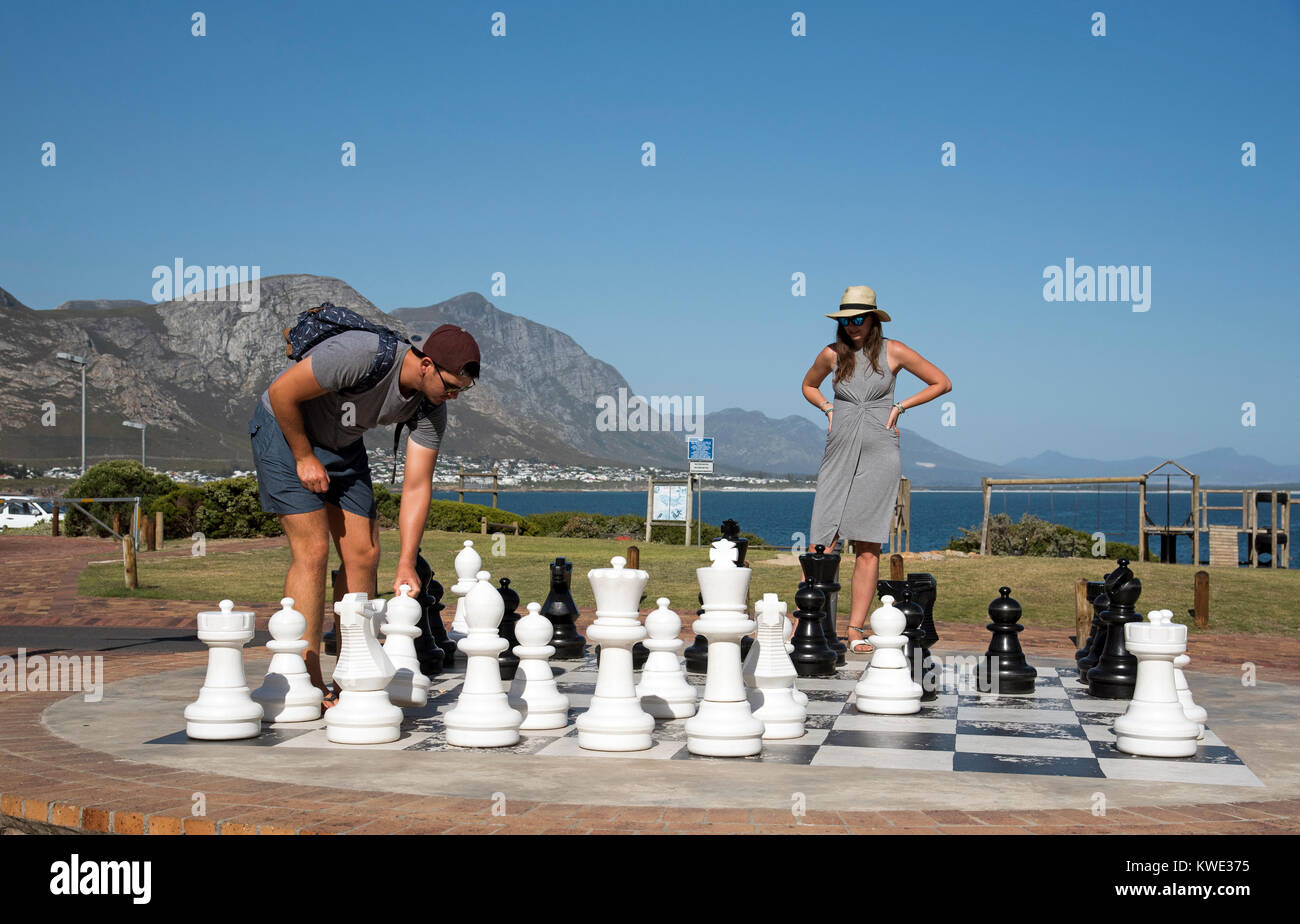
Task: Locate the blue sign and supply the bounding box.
[687,437,714,462]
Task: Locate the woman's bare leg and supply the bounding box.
[846,540,882,651]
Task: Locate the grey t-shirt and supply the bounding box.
[260,330,447,452]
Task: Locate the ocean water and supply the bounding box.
[432,488,1291,566]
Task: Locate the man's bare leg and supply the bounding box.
[280,509,331,693]
[326,503,380,609]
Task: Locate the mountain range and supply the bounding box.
[0,275,1295,487]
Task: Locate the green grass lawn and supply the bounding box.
[77,529,1300,636]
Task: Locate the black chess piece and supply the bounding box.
[978,587,1037,695]
[894,586,938,701]
[683,591,708,673]
[1078,567,1115,681]
[412,551,450,677]
[905,572,940,649]
[790,580,837,677]
[496,578,522,680]
[324,568,340,656]
[1087,559,1143,699]
[1075,580,1105,669]
[800,544,846,666]
[541,557,585,659]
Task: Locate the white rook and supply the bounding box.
[326,593,403,745]
[685,538,764,756]
[637,597,697,719]
[578,556,655,751]
[445,571,523,747]
[1114,610,1200,757]
[252,597,323,723]
[186,600,263,739]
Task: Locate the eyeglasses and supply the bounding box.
[434,363,475,395]
[837,315,869,327]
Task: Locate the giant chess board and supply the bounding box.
[152,655,1263,787]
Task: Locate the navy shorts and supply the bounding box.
[248,402,377,519]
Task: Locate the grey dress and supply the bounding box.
[809,339,900,547]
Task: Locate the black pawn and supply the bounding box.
[790,580,837,677]
[1078,569,1114,681]
[905,572,941,650]
[800,544,846,666]
[683,592,708,673]
[1087,559,1143,699]
[895,586,937,701]
[412,551,450,677]
[978,587,1037,695]
[542,557,586,659]
[497,578,522,681]
[1074,580,1105,668]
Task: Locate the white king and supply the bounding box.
[577,556,655,751]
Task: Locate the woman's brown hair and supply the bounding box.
[830,316,884,385]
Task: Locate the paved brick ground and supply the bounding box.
[2,534,1298,834]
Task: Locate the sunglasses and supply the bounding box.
[837,315,870,327]
[434,363,475,395]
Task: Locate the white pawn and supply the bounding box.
[508,602,570,729]
[1158,609,1207,739]
[186,600,264,739]
[854,595,922,714]
[1115,608,1200,757]
[383,584,431,708]
[784,610,808,707]
[749,594,805,739]
[447,540,481,644]
[445,571,523,747]
[578,556,656,751]
[637,598,697,719]
[326,593,404,744]
[252,597,323,723]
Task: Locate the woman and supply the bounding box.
[803,286,951,653]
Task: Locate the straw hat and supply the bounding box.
[825,285,892,322]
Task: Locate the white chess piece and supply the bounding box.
[749,593,805,739]
[685,538,765,756]
[326,593,404,744]
[1159,608,1207,739]
[578,556,656,750]
[445,571,523,747]
[1114,609,1200,757]
[854,595,922,714]
[252,597,323,723]
[383,584,431,707]
[186,600,264,739]
[784,610,809,707]
[508,602,570,729]
[447,540,481,644]
[636,597,697,719]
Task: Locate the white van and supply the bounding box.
[0,498,60,530]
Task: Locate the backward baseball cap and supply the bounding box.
[410,324,480,376]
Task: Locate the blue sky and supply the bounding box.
[2,1,1297,465]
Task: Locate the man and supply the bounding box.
[248,321,479,705]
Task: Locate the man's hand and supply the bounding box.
[392,561,421,598]
[297,455,330,493]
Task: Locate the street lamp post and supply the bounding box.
[55,352,87,474]
[122,420,146,467]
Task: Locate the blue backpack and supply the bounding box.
[281,302,429,483]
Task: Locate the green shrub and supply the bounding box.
[62,461,175,537]
[425,498,528,533]
[947,513,1141,559]
[193,476,282,538]
[150,486,206,539]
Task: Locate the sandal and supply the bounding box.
[847,625,873,654]
[318,683,341,711]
